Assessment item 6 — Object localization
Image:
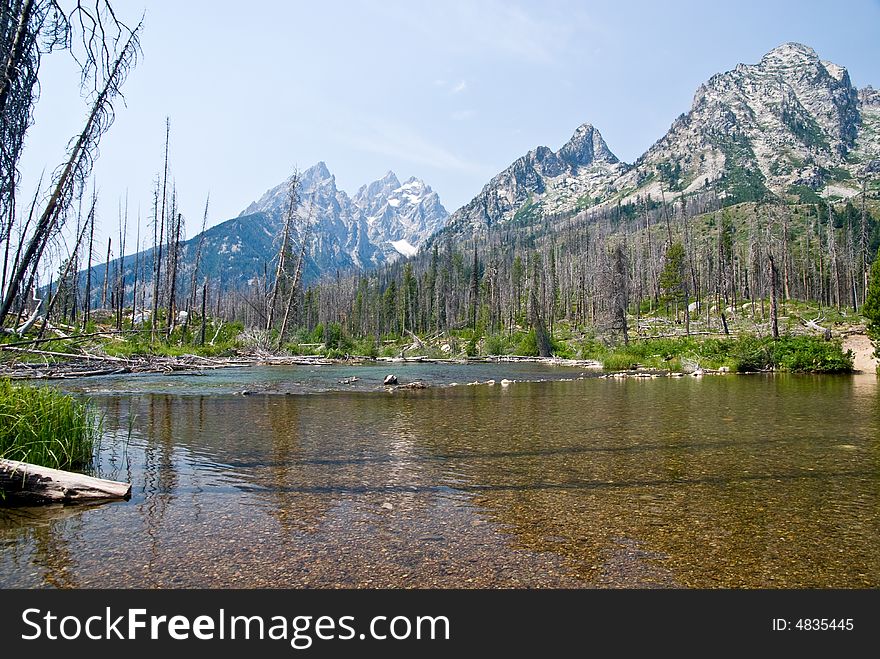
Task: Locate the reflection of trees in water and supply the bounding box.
[0,505,100,588]
[133,394,179,584]
[255,394,427,533]
[405,379,880,587]
[93,397,134,484]
[262,394,321,534]
[7,376,871,588]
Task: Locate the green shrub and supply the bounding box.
[601,351,639,371]
[323,322,352,353]
[771,336,853,373]
[483,333,507,356]
[352,338,379,358]
[592,334,852,373]
[514,329,539,357]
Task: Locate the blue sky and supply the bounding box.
[19,0,880,247]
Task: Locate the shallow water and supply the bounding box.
[1,367,878,588]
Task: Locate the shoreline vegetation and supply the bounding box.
[0,380,100,472]
[0,303,870,473]
[0,309,864,379]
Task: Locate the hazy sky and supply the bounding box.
[18,0,880,248]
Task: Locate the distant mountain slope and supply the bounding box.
[439,42,879,241]
[72,163,448,307]
[616,42,870,203]
[440,123,627,238]
[240,162,448,273]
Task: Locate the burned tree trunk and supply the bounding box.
[768,251,779,340]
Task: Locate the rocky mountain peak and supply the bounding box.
[355,170,402,204]
[381,169,399,182]
[859,86,880,106]
[759,42,819,68]
[300,161,336,191]
[558,123,618,167]
[239,162,448,273]
[440,41,876,242]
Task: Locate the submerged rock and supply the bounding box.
[399,381,428,389]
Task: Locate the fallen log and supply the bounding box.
[0,458,131,504]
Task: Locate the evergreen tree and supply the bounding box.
[659,241,687,304]
[863,247,880,360]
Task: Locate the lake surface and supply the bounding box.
[1,364,878,588]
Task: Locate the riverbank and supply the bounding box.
[0,328,865,379]
[0,380,99,470]
[842,332,878,374]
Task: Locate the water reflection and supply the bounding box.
[1,372,877,588]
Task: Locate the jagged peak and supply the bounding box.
[858,85,880,106]
[822,60,848,83]
[557,122,618,166]
[306,161,332,178]
[380,170,400,185]
[760,42,819,67]
[355,170,402,203]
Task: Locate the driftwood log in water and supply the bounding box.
[0,350,337,379]
[0,345,603,380]
[0,459,131,504]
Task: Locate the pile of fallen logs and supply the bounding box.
[0,346,338,380]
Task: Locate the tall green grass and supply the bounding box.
[0,380,101,470]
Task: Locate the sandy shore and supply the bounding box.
[842,333,878,374]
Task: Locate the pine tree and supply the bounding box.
[659,241,686,304]
[863,247,880,360]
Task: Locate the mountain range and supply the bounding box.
[238,162,447,274]
[80,42,878,300]
[440,42,879,240]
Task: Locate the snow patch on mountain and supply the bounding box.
[391,239,418,257]
[238,163,448,275]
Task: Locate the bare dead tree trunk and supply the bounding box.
[768,251,779,340]
[151,117,170,341]
[278,221,311,345]
[82,193,96,329]
[183,193,209,337]
[116,192,127,330]
[266,171,298,331]
[130,210,141,329]
[0,0,35,115]
[199,281,207,346]
[0,20,141,328]
[166,211,182,338]
[100,235,111,307]
[40,208,93,334]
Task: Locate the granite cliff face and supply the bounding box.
[616,42,872,203]
[240,162,448,274]
[441,42,878,240]
[86,43,877,290]
[442,123,626,236]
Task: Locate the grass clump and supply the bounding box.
[0,380,101,471]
